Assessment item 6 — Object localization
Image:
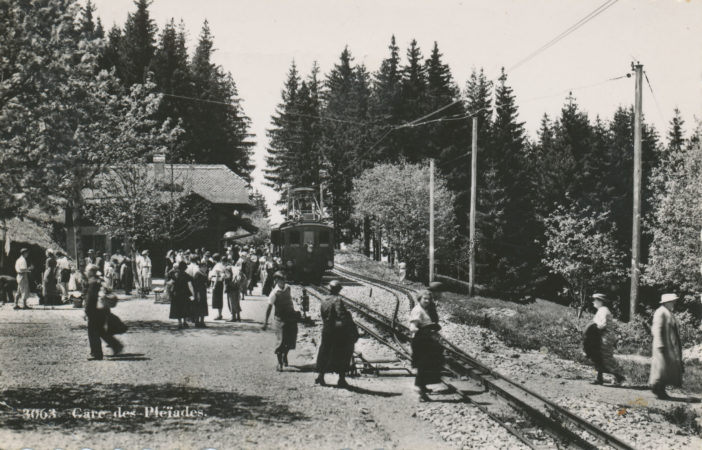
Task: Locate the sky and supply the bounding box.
[90,0,702,222]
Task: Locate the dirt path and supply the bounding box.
[0,289,450,450]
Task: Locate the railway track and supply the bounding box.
[306,266,634,450]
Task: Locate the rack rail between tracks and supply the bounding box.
[313,266,634,450]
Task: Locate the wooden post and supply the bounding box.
[629,63,643,320]
[469,116,478,296]
[429,159,435,283]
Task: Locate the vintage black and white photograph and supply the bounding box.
[1,0,701,448]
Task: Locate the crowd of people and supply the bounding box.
[1,244,688,401]
[162,246,283,327]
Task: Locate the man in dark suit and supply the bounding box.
[84,264,122,360]
[0,275,17,303]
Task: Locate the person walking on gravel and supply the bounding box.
[84,264,122,360]
[315,280,358,388]
[409,290,444,401]
[585,293,625,385]
[650,293,683,400]
[263,271,298,371]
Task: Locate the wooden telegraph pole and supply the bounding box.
[469,116,478,296]
[630,63,643,320]
[429,159,435,283]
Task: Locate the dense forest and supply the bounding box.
[263,36,700,316]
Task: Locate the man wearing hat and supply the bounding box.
[426,281,443,323]
[84,264,122,360]
[85,249,96,268]
[650,293,683,399]
[14,248,33,309]
[137,250,152,296]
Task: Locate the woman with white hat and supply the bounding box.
[586,293,625,385]
[650,293,683,399]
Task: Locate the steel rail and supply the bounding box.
[307,283,542,449]
[326,267,635,450]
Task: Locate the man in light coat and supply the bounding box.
[649,293,683,400]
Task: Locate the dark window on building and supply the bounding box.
[289,230,300,245]
[271,230,281,246]
[319,231,330,245]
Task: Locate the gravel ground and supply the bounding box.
[333,263,702,449]
[304,283,531,449]
[0,287,449,450]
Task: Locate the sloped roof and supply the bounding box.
[146,164,251,205]
[4,217,65,251]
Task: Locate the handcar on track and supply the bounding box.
[270,187,334,284]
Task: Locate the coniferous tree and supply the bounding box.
[321,47,372,243]
[185,21,254,179]
[370,36,403,162]
[397,39,428,162]
[667,108,686,153]
[100,25,123,73]
[477,69,537,295]
[425,42,466,161]
[79,0,99,38]
[152,19,192,160]
[119,0,157,86]
[265,61,301,195]
[605,107,661,260]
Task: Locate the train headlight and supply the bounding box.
[306,245,313,253]
[327,260,333,267]
[286,260,294,267]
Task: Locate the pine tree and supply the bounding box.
[185,21,254,179]
[477,69,537,295]
[397,39,428,162]
[119,0,157,86]
[425,42,466,161]
[667,107,686,152]
[321,47,372,243]
[264,61,300,195]
[444,68,493,235]
[605,107,661,260]
[370,36,403,162]
[79,0,97,38]
[100,24,123,73]
[152,19,192,160]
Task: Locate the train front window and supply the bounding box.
[303,231,315,246]
[271,230,281,246]
[289,230,300,246]
[319,231,330,247]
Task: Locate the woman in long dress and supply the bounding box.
[169,261,194,328]
[209,254,226,320]
[587,293,625,385]
[225,259,242,322]
[42,258,61,305]
[263,271,298,371]
[191,261,209,327]
[409,290,445,401]
[315,280,358,388]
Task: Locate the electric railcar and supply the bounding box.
[270,188,334,284]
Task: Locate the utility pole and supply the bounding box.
[469,116,478,296]
[429,159,435,283]
[630,62,643,320]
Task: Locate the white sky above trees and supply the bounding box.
[91,0,702,222]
